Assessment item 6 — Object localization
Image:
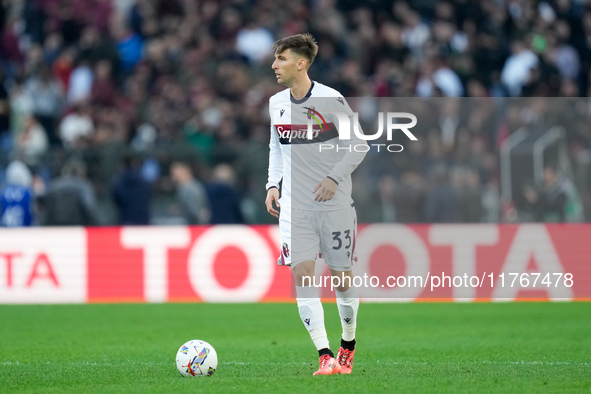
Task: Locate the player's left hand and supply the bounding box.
[313,177,338,202]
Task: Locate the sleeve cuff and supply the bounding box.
[326,176,339,185]
[266,182,279,191]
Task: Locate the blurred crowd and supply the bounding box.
[1,0,590,226]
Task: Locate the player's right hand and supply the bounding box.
[265,188,280,218]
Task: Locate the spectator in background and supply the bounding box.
[14,115,48,168]
[377,175,397,222]
[416,57,464,97]
[59,102,94,150]
[67,58,94,104]
[112,155,152,225]
[481,178,501,223]
[1,18,25,78]
[24,66,64,146]
[456,168,483,223]
[52,46,77,93]
[236,18,274,64]
[112,23,143,76]
[91,60,118,106]
[521,179,542,222]
[8,81,34,140]
[501,40,539,97]
[520,167,575,223]
[42,31,63,66]
[394,169,426,223]
[401,8,430,55]
[540,166,568,222]
[206,163,244,224]
[1,160,34,227]
[38,158,100,226]
[424,165,458,223]
[550,20,581,82]
[0,67,10,164]
[170,162,210,225]
[77,25,120,77]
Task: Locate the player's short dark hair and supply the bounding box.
[272,33,318,67]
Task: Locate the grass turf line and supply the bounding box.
[0,302,589,393]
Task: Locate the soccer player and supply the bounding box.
[265,33,367,375]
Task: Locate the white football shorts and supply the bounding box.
[277,205,358,272]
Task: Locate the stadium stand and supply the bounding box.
[0,0,589,225]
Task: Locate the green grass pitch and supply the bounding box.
[1,302,590,393]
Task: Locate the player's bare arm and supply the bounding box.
[313,177,338,202]
[265,187,280,218]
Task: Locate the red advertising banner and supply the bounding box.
[87,226,289,303]
[1,224,590,303]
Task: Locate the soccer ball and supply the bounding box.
[176,339,218,377]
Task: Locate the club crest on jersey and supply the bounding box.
[282,242,290,258]
[303,106,328,131]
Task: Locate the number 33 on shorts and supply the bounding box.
[331,230,352,250]
[322,206,358,269]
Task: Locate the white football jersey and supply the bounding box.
[266,82,367,211]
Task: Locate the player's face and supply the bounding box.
[272,49,302,86]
